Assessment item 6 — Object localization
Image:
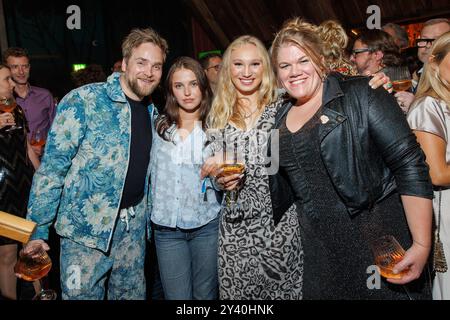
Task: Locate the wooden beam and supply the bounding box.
[189,0,230,48]
[0,0,8,52]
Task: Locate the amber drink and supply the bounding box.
[392,79,412,92]
[371,235,409,279]
[14,248,52,281]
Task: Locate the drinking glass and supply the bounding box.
[30,129,45,147]
[14,244,57,300]
[370,235,413,299]
[219,142,245,209]
[384,66,412,92]
[0,97,22,131]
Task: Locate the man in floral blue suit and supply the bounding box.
[23,28,168,300]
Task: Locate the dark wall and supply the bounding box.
[3,0,193,99]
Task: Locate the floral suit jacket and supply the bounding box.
[27,72,156,252]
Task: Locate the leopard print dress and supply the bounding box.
[217,99,303,300]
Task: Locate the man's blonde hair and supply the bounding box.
[122,28,169,62]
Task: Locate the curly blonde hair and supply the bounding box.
[317,20,357,76]
[271,18,329,78]
[207,35,277,130]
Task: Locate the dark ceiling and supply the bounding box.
[186,0,450,48]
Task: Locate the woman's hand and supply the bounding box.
[386,241,431,285]
[200,154,221,180]
[215,172,245,191]
[0,112,15,129]
[200,155,245,191]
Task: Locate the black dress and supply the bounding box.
[0,105,34,245]
[278,108,431,300]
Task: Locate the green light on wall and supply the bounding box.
[72,64,87,72]
[198,50,222,60]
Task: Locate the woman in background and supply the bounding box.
[407,31,450,300]
[0,64,39,300]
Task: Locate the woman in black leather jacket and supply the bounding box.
[269,18,434,299]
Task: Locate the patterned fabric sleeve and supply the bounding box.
[27,89,87,240]
[407,96,448,142]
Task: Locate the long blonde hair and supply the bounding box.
[414,31,450,105]
[271,18,329,79]
[207,35,277,130]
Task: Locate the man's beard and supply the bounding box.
[127,76,156,100]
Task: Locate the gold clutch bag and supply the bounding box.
[0,211,36,243]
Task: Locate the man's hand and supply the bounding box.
[368,72,393,93]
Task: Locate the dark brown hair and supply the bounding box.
[156,56,213,141]
[199,52,222,69]
[2,47,30,64]
[357,29,402,67]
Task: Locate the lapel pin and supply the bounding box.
[320,115,329,124]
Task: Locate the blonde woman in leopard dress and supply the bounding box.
[202,35,303,300]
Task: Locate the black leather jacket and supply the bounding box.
[270,73,433,225]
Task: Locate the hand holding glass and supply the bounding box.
[14,243,57,300]
[30,129,45,147]
[384,66,412,92]
[370,235,409,279]
[218,144,245,209]
[0,97,22,131]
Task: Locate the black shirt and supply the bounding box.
[120,96,152,209]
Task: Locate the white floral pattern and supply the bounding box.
[27,73,156,252]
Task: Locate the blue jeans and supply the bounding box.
[153,217,219,300]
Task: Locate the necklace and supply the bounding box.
[243,107,259,119]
